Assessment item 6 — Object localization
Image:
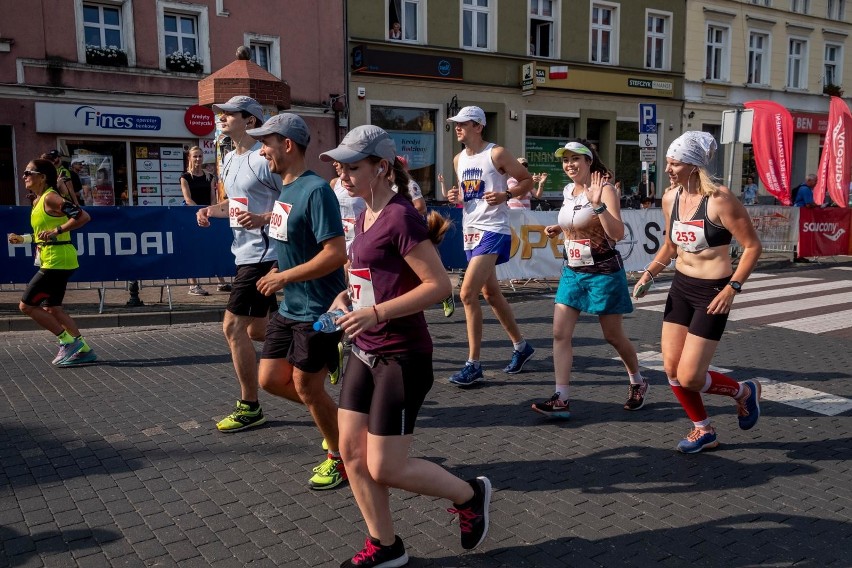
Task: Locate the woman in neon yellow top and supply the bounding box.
[7,159,97,366]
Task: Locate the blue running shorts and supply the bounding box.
[554,266,634,315]
[465,230,512,266]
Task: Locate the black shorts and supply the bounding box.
[339,349,434,436]
[663,271,731,341]
[21,269,75,307]
[226,261,278,317]
[260,313,343,373]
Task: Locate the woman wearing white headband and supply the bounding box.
[633,131,763,454]
[535,139,647,419]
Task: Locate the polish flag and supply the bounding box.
[814,96,852,207]
[549,66,568,80]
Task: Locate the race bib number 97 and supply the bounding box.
[348,267,375,311]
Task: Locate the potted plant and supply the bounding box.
[85,45,128,67]
[823,83,844,97]
[165,51,203,73]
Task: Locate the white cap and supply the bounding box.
[447,106,486,126]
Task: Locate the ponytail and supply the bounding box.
[389,157,411,202]
[426,211,452,245]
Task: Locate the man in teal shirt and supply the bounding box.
[247,114,349,490]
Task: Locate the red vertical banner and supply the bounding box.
[744,100,794,205]
[814,96,852,207]
[798,207,852,256]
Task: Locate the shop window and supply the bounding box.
[590,2,618,65]
[824,43,843,90]
[700,124,723,177]
[524,115,578,199]
[63,140,128,206]
[370,105,437,198]
[388,0,423,42]
[530,0,557,58]
[462,0,493,51]
[614,120,642,199]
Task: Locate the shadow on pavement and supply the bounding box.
[0,525,121,566]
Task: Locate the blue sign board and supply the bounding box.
[639,103,657,134]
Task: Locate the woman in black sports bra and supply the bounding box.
[633,131,763,454]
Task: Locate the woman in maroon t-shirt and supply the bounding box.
[320,126,492,566]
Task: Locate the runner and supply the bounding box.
[196,96,280,433]
[246,113,349,490]
[633,131,763,453]
[7,159,96,366]
[320,125,491,567]
[445,106,535,386]
[534,140,647,419]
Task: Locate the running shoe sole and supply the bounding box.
[217,415,267,433]
[531,405,571,419]
[58,350,98,366]
[448,376,484,388]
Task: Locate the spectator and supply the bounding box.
[69,160,84,203]
[638,172,655,202]
[389,21,402,40]
[507,158,547,209]
[793,174,817,262]
[393,156,426,215]
[742,176,758,205]
[41,150,79,205]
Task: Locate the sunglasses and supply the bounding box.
[23,170,43,177]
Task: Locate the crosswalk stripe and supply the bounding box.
[624,352,852,416]
[756,378,852,416]
[768,308,852,333]
[728,290,852,321]
[632,276,820,307]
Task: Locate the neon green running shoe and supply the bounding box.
[329,342,344,385]
[309,456,347,490]
[216,401,267,432]
[441,294,455,318]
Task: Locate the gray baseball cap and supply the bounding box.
[319,125,396,164]
[212,95,265,124]
[447,105,486,126]
[245,113,311,147]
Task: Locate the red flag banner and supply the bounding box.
[744,100,794,205]
[814,96,852,207]
[797,207,852,256]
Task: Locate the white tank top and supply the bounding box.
[457,143,510,234]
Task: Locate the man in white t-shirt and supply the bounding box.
[196,96,282,433]
[445,106,536,386]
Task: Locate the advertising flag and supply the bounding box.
[744,100,794,205]
[814,96,852,207]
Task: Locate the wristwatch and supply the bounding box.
[505,188,512,201]
[728,281,742,293]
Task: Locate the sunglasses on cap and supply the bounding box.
[23,170,43,177]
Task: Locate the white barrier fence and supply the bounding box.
[495,206,797,281]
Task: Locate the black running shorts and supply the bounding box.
[663,271,731,341]
[226,261,278,317]
[339,350,434,436]
[260,313,343,373]
[22,269,75,307]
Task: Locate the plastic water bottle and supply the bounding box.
[313,308,348,333]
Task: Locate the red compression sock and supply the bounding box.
[669,380,708,422]
[702,370,741,398]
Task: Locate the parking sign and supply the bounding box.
[639,103,657,133]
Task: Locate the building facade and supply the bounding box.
[685,0,852,200]
[346,0,686,203]
[0,0,345,205]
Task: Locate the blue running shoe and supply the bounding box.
[52,339,84,366]
[449,363,484,387]
[503,343,535,374]
[677,427,719,454]
[59,349,98,366]
[736,380,761,430]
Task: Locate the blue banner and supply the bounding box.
[2,206,236,283]
[2,206,469,284]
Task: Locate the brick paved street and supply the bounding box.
[1,266,851,567]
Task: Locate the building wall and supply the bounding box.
[0,0,345,204]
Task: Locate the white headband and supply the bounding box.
[666,131,717,169]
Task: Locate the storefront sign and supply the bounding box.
[536,68,675,98]
[351,45,463,81]
[35,102,200,138]
[184,105,215,136]
[525,137,568,197]
[521,62,536,95]
[387,132,435,170]
[792,111,830,134]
